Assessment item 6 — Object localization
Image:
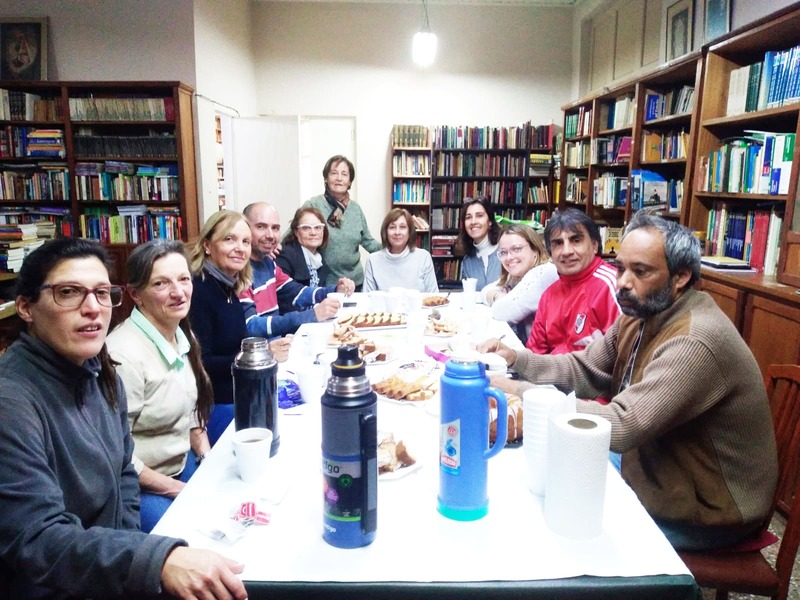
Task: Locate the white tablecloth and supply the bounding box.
[153,304,690,584]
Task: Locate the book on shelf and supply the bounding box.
[392,125,429,148]
[700,256,752,269]
[599,226,623,255]
[412,214,430,231]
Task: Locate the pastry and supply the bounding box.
[489,393,523,443]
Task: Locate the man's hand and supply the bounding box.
[161,547,247,600]
[269,335,292,363]
[336,277,356,295]
[476,338,517,367]
[267,241,283,261]
[488,374,523,396]
[314,297,340,321]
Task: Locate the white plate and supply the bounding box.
[379,460,423,481]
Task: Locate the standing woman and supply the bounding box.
[482,224,559,343]
[106,240,212,533]
[363,208,438,293]
[303,155,380,289]
[276,206,334,313]
[454,197,501,291]
[0,238,246,599]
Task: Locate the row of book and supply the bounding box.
[593,173,628,209]
[726,45,800,115]
[430,181,526,205]
[431,234,457,257]
[392,180,430,204]
[391,125,429,148]
[641,129,689,162]
[79,206,183,244]
[527,181,549,204]
[0,127,66,159]
[564,140,590,168]
[434,258,462,284]
[431,208,461,230]
[699,132,795,195]
[68,97,175,122]
[0,206,73,236]
[392,151,430,177]
[433,153,527,178]
[75,170,179,203]
[528,152,552,176]
[0,89,63,122]
[565,173,588,204]
[0,165,70,201]
[705,204,783,276]
[591,135,632,165]
[565,107,592,139]
[643,86,695,121]
[432,122,535,151]
[73,134,177,159]
[598,93,634,131]
[410,213,430,231]
[630,169,683,213]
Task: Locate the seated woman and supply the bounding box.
[106,240,212,533]
[276,206,335,313]
[363,208,438,293]
[0,238,246,599]
[188,210,291,445]
[453,197,501,291]
[482,224,559,343]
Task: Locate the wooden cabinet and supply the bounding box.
[390,127,431,251]
[696,276,745,329]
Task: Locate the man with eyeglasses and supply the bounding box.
[240,202,355,338]
[525,208,620,356]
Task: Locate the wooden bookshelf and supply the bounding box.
[390,125,432,251]
[0,81,198,281]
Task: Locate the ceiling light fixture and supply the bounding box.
[412,0,437,68]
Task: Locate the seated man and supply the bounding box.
[526,208,619,355]
[480,213,778,551]
[240,202,354,338]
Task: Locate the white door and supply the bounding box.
[299,116,357,206]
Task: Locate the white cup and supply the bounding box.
[404,289,423,313]
[386,288,405,313]
[461,290,477,314]
[327,292,345,315]
[406,310,427,345]
[232,427,273,483]
[462,278,478,293]
[368,290,388,313]
[307,325,329,357]
[297,362,328,404]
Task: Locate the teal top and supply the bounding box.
[129,307,190,368]
[303,194,380,286]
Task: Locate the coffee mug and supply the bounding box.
[232,427,273,483]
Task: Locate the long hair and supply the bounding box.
[189,210,253,294]
[380,208,417,251]
[281,206,329,249]
[15,238,121,408]
[126,240,214,428]
[454,197,501,257]
[496,224,549,288]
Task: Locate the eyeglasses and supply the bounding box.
[39,284,126,308]
[497,245,529,259]
[297,224,326,233]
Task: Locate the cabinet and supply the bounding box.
[0,81,198,266]
[688,8,800,287]
[390,125,431,251]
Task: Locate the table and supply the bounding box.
[153,303,700,600]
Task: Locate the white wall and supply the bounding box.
[251,1,574,238]
[193,0,258,222]
[0,0,195,83]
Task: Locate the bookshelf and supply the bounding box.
[0,81,198,281]
[390,125,431,250]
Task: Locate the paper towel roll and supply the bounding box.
[544,413,611,539]
[522,387,569,496]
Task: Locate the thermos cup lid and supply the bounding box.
[234,337,277,369]
[332,345,366,377]
[448,349,481,364]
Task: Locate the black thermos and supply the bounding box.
[232,337,279,456]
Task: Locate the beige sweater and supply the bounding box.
[514,289,777,527]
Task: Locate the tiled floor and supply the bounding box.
[699,513,799,600]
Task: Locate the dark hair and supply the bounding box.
[543,208,602,256]
[380,208,417,251]
[126,239,214,428]
[623,211,701,288]
[496,224,549,287]
[282,207,330,249]
[454,197,501,257]
[322,155,355,188]
[15,238,120,408]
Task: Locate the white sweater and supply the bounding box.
[363,247,438,293]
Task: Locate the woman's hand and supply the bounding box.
[161,547,247,600]
[139,465,186,499]
[336,277,356,295]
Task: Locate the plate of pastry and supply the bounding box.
[336,312,407,330]
[372,360,440,404]
[422,294,450,308]
[378,432,420,480]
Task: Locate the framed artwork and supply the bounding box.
[666,0,693,61]
[704,0,730,43]
[0,18,48,81]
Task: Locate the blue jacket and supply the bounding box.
[460,250,501,291]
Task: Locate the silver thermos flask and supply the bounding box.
[232,337,279,456]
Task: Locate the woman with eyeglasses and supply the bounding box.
[0,238,247,599]
[106,240,212,533]
[454,197,502,291]
[276,207,351,313]
[363,208,438,293]
[482,224,559,343]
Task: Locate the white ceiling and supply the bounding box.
[260,0,579,6]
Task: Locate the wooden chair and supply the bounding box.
[679,364,800,600]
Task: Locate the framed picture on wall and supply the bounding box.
[704,0,730,43]
[0,18,48,81]
[666,0,693,61]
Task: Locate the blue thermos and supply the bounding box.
[438,352,508,521]
[321,345,378,548]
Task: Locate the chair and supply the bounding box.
[679,364,800,600]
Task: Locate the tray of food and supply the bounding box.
[337,312,407,329]
[425,314,459,337]
[372,360,439,403]
[422,294,449,308]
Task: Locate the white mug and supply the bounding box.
[232,427,273,483]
